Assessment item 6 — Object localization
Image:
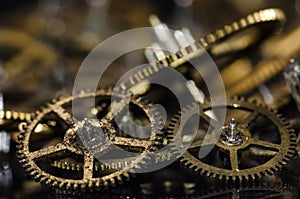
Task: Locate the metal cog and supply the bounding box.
[16,88,163,190]
[168,97,297,181]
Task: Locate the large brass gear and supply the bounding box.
[16,88,163,190]
[168,97,297,181]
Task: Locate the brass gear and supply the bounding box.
[16,88,163,190]
[158,8,286,68]
[118,8,286,94]
[168,97,297,181]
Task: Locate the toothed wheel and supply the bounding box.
[16,89,163,190]
[168,97,297,181]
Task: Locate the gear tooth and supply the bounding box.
[95,180,101,187]
[58,181,65,188]
[52,181,58,187]
[25,166,34,173]
[33,174,42,181]
[66,182,72,189]
[29,170,38,176]
[39,176,47,183]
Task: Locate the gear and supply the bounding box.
[118,8,286,95]
[168,97,297,181]
[155,8,286,68]
[17,89,163,190]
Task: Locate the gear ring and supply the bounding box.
[17,89,163,190]
[168,97,297,181]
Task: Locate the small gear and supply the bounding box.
[168,97,297,181]
[17,89,163,190]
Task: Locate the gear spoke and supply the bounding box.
[30,143,66,160]
[83,152,94,179]
[229,149,239,171]
[243,111,259,127]
[249,138,281,151]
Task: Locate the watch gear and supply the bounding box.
[153,8,286,68]
[168,97,297,181]
[119,8,286,95]
[16,88,163,190]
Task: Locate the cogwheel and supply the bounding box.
[194,181,297,199]
[17,88,163,190]
[118,8,286,95]
[168,98,297,181]
[157,8,286,68]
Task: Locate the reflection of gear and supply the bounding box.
[168,97,297,181]
[17,89,163,190]
[194,182,297,199]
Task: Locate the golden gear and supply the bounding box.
[157,8,285,68]
[118,8,286,95]
[167,97,297,181]
[16,88,163,190]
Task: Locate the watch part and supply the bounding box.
[168,97,297,181]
